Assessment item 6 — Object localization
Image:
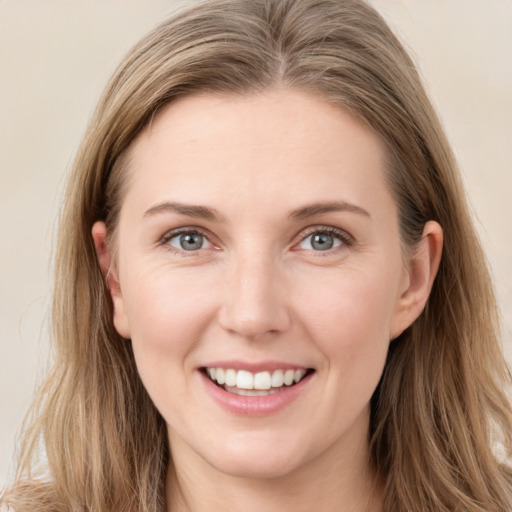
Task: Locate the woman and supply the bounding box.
[2,0,511,510]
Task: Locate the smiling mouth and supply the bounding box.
[202,367,315,396]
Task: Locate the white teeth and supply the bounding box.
[294,369,306,383]
[205,367,309,392]
[216,368,226,385]
[254,371,271,390]
[226,387,282,396]
[284,369,295,386]
[271,369,284,387]
[236,370,254,389]
[225,369,237,387]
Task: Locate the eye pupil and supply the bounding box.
[311,233,334,251]
[180,233,203,250]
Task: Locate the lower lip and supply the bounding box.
[200,371,313,417]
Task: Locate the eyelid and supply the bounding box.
[159,226,218,255]
[293,225,354,251]
[158,224,353,255]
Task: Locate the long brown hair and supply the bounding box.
[3,0,511,510]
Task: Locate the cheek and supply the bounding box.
[120,264,222,424]
[294,263,400,386]
[298,265,399,342]
[121,263,218,370]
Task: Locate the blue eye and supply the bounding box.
[298,230,346,251]
[167,231,210,251]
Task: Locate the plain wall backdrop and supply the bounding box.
[1,0,511,487]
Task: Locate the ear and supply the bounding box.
[91,221,131,339]
[390,220,443,339]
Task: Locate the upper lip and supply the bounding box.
[200,360,312,372]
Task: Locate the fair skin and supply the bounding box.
[93,88,442,512]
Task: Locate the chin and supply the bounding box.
[212,455,304,480]
[201,434,310,480]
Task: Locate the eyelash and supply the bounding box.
[296,226,353,253]
[159,225,353,256]
[160,228,213,257]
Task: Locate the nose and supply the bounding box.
[218,253,291,340]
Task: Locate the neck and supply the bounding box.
[165,413,384,512]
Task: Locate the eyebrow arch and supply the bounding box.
[289,201,371,220]
[144,201,225,222]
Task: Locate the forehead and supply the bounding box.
[120,88,393,220]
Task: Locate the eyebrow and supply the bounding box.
[143,201,225,222]
[289,201,371,220]
[144,199,370,222]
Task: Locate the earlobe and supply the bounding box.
[390,220,443,339]
[91,221,131,339]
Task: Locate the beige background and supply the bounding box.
[1,0,511,486]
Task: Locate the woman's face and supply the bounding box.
[96,89,433,480]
